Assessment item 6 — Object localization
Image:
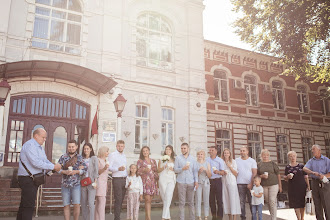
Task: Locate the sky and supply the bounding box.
[203,0,252,51]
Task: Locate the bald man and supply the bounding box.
[17,128,61,220]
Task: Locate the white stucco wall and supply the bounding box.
[0,0,208,167]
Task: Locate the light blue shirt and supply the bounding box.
[174,154,198,184]
[305,155,330,179]
[206,156,224,179]
[18,139,54,176]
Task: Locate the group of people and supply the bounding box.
[17,128,330,220]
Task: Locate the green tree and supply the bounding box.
[231,0,330,86]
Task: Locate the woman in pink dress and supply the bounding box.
[95,146,109,220]
[137,146,158,220]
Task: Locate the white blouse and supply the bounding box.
[125,175,143,195]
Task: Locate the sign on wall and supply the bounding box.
[102,132,116,143]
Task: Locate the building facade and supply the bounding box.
[204,40,330,172]
[0,0,208,186]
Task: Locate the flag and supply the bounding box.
[91,106,98,138]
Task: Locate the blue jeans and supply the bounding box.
[238,184,252,220]
[61,184,81,206]
[252,204,263,220]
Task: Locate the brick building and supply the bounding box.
[204,40,330,172]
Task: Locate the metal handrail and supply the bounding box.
[109,178,113,214]
[35,185,43,217]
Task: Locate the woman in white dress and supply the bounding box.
[157,145,176,220]
[221,148,241,220]
[195,149,212,220]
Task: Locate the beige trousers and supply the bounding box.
[263,184,279,220]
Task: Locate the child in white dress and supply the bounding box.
[125,164,143,220]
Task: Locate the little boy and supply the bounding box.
[251,176,264,220]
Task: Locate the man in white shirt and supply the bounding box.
[108,140,127,220]
[235,146,257,220]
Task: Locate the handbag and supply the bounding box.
[20,160,45,187]
[63,154,78,170]
[81,177,92,187]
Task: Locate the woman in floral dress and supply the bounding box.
[137,146,158,220]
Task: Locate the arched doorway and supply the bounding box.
[5,94,90,187]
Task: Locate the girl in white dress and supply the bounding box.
[221,148,241,220]
[157,145,176,220]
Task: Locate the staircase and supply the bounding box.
[0,181,164,217]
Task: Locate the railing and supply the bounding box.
[35,185,43,217]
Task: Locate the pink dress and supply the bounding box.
[95,158,108,220]
[96,158,108,196]
[137,159,158,195]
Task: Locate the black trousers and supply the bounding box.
[311,179,330,220]
[16,176,38,220]
[209,178,223,220]
[113,177,127,220]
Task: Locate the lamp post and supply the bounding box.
[0,79,11,138]
[113,94,127,140]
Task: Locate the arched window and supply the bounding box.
[135,104,149,150]
[248,132,261,161]
[215,129,231,156]
[320,89,330,116]
[297,85,309,113]
[32,0,82,54]
[161,108,174,150]
[272,80,285,110]
[276,135,288,164]
[136,13,172,70]
[244,75,258,106]
[213,70,228,102]
[302,137,313,163]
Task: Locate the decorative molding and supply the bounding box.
[123,131,131,138]
[152,134,159,140]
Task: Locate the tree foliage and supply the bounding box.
[231,0,330,86]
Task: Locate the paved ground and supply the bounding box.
[1,205,317,220]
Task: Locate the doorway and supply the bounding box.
[5,94,90,187]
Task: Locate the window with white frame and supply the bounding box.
[161,108,174,150]
[302,137,313,163]
[213,70,229,102]
[320,89,330,116]
[135,105,149,150]
[272,80,285,110]
[276,135,288,164]
[244,75,258,106]
[325,139,330,158]
[32,0,82,55]
[136,13,172,70]
[297,85,309,113]
[248,132,261,161]
[215,129,231,156]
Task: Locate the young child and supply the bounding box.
[125,164,143,220]
[251,176,264,220]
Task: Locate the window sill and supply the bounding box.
[31,46,82,57]
[134,148,140,154]
[136,64,175,74]
[214,100,230,104]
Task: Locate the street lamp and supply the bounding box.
[0,79,11,138]
[113,94,127,140]
[0,79,11,106]
[113,93,127,117]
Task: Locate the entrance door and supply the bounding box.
[5,94,90,187]
[45,122,72,187]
